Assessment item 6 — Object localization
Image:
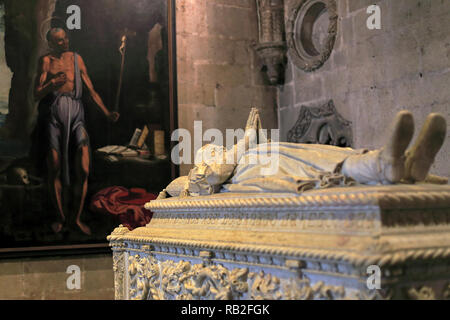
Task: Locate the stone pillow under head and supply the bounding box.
[165,175,189,197]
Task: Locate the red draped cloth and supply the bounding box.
[90,187,157,230]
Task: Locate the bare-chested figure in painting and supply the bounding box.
[35,28,120,235]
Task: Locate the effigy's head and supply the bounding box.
[188,144,236,196]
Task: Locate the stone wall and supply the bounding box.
[176,0,278,175]
[279,0,450,177]
[0,253,114,300]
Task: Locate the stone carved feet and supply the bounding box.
[342,111,446,185]
[376,111,446,184]
[378,111,415,183]
[342,111,414,184]
[404,113,447,182]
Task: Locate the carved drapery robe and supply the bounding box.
[222,142,367,194]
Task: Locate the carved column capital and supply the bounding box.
[254,0,287,85]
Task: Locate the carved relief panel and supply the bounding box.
[287,100,353,147]
[286,0,338,72]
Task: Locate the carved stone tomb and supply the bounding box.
[109,184,450,300]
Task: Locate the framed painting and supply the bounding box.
[0,0,178,257]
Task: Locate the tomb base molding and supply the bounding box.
[108,184,450,300]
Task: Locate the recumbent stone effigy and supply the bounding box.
[109,108,450,300]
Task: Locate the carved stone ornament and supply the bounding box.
[287,100,353,147]
[126,255,350,300]
[109,183,450,300]
[254,0,287,85]
[286,0,338,72]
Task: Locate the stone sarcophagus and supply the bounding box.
[108,184,450,300]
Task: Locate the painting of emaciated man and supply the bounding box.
[0,0,177,252]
